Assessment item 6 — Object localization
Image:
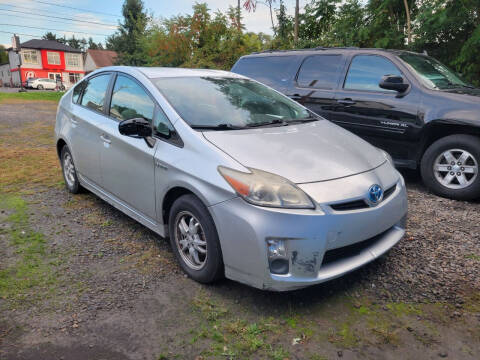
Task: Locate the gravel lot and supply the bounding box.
[1,100,479,360]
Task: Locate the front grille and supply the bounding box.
[321,230,388,266]
[330,200,368,211]
[329,184,397,212]
[383,184,396,199]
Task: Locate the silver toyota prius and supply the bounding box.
[55,66,408,291]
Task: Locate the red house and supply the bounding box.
[7,39,85,88]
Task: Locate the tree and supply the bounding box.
[87,38,104,50]
[243,0,277,36]
[0,45,8,64]
[106,0,150,65]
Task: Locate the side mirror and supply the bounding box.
[379,75,409,93]
[119,118,152,138]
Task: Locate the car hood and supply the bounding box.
[203,120,386,183]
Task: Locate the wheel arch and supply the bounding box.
[56,138,67,159]
[420,121,480,161]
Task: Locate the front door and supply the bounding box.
[69,73,112,186]
[332,54,420,165]
[98,73,157,220]
[286,53,345,121]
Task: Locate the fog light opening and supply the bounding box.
[266,239,289,275]
[269,258,289,275]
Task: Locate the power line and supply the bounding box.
[0,30,39,38]
[27,0,121,18]
[0,23,112,37]
[0,8,118,28]
[0,11,111,29]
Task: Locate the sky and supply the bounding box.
[0,0,303,48]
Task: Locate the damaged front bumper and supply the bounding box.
[209,167,408,291]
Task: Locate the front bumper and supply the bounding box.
[209,164,408,291]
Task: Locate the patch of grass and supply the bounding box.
[192,291,228,322]
[0,120,61,193]
[0,196,61,307]
[0,91,63,103]
[466,253,480,261]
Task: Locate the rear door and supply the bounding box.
[98,73,157,220]
[285,53,346,120]
[332,54,420,164]
[69,73,112,186]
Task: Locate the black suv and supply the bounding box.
[232,48,480,200]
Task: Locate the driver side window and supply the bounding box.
[109,75,155,123]
[344,55,401,92]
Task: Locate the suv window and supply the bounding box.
[297,55,342,89]
[344,55,401,92]
[80,74,111,112]
[232,56,296,89]
[110,75,154,123]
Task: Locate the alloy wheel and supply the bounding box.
[63,152,76,188]
[174,211,208,270]
[433,148,478,189]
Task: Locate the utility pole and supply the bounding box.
[12,34,26,92]
[237,0,241,31]
[294,0,299,44]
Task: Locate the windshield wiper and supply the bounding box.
[284,117,319,124]
[245,119,288,128]
[190,123,245,131]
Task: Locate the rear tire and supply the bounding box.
[37,84,44,90]
[60,145,82,194]
[168,194,224,283]
[420,134,480,200]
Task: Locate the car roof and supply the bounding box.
[241,47,424,58]
[92,66,247,79]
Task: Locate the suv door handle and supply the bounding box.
[337,99,356,105]
[71,116,79,125]
[100,134,111,144]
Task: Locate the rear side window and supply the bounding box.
[344,55,401,92]
[80,74,111,112]
[109,75,155,123]
[297,55,342,89]
[232,56,296,89]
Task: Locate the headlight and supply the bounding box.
[380,149,394,165]
[218,166,315,209]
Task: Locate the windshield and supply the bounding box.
[399,53,473,90]
[153,77,314,129]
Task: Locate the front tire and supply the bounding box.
[421,134,480,200]
[37,84,44,90]
[60,145,82,194]
[168,194,224,283]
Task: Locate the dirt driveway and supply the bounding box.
[1,100,479,360]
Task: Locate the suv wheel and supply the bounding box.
[168,194,224,283]
[37,84,44,90]
[421,134,480,200]
[60,145,82,194]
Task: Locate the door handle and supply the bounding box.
[70,116,79,125]
[100,134,111,144]
[337,99,356,105]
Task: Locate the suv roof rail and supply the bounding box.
[249,46,386,55]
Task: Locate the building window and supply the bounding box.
[66,53,81,67]
[22,50,39,64]
[47,52,61,65]
[69,73,81,84]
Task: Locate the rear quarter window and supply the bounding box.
[296,55,343,89]
[231,56,298,90]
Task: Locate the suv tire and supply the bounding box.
[60,145,82,194]
[168,194,224,283]
[37,84,44,90]
[421,134,480,200]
